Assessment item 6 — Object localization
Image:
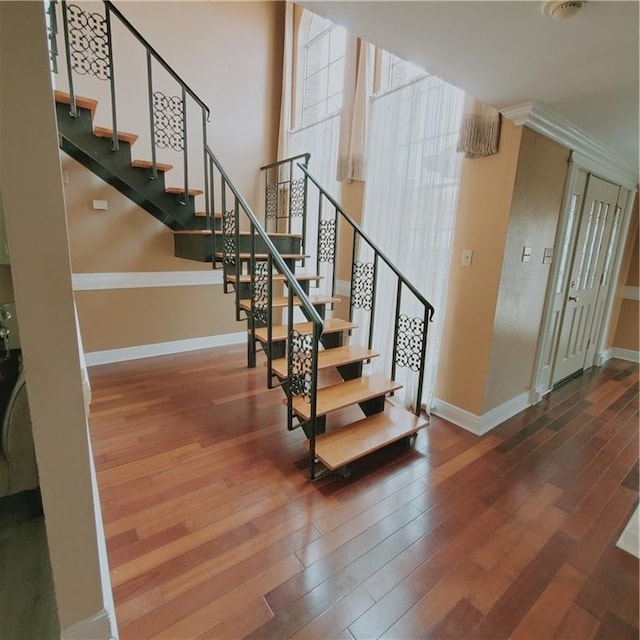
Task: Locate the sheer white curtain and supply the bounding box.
[354,75,464,411]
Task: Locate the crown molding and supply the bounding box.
[501,101,639,191]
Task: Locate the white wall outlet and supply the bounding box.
[522,246,532,263]
[62,170,70,185]
[461,249,473,267]
[92,199,108,211]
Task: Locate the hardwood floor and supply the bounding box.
[88,347,639,639]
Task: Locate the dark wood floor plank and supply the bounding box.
[85,351,638,639]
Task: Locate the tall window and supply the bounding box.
[297,13,347,128]
[377,51,426,94]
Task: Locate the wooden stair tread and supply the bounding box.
[309,404,427,470]
[254,318,356,343]
[165,186,204,196]
[54,90,98,116]
[214,231,303,239]
[131,159,173,172]
[93,126,138,144]
[226,273,323,284]
[239,295,338,312]
[173,229,212,235]
[196,211,222,218]
[215,252,309,260]
[292,374,402,421]
[271,345,378,378]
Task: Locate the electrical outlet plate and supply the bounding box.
[92,199,108,211]
[461,249,473,267]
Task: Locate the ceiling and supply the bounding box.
[301,1,639,173]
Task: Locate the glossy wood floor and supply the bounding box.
[88,347,639,639]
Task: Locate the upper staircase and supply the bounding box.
[49,0,431,480]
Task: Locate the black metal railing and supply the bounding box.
[53,0,211,214]
[296,164,435,416]
[206,146,324,479]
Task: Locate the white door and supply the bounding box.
[552,175,620,385]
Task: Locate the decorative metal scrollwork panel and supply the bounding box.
[290,178,305,218]
[289,330,313,403]
[318,219,336,263]
[395,315,425,372]
[153,92,184,151]
[67,4,110,80]
[352,262,374,310]
[266,183,278,220]
[252,262,269,325]
[222,210,236,265]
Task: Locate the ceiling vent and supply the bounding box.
[542,1,585,20]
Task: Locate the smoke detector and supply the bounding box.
[542,1,584,20]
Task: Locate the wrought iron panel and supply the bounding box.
[395,314,425,372]
[318,219,336,263]
[266,183,278,220]
[67,4,110,80]
[290,178,305,217]
[290,330,313,403]
[153,92,184,151]
[222,209,236,265]
[252,261,269,325]
[352,262,374,310]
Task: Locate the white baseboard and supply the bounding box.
[612,347,640,363]
[617,506,639,559]
[85,331,246,366]
[596,348,614,366]
[61,608,116,640]
[432,391,530,436]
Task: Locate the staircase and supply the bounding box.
[49,0,431,480]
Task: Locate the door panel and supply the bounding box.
[552,176,620,385]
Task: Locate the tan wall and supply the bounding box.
[76,285,238,352]
[61,1,284,351]
[611,201,639,353]
[606,195,639,349]
[1,2,114,634]
[483,128,570,411]
[434,120,523,414]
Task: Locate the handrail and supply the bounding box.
[207,146,323,327]
[260,153,310,173]
[299,164,435,321]
[104,1,210,119]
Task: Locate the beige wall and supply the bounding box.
[1,2,115,635]
[483,128,570,411]
[434,120,523,414]
[61,1,284,351]
[76,285,238,352]
[611,199,639,353]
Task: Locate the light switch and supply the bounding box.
[461,249,473,267]
[522,246,532,263]
[92,199,108,211]
[543,247,553,264]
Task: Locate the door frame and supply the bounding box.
[529,153,637,403]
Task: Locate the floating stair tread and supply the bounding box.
[239,295,338,312]
[214,231,303,239]
[292,374,402,421]
[196,211,222,218]
[226,273,323,284]
[173,229,212,235]
[271,345,378,378]
[254,318,356,343]
[53,90,98,117]
[215,252,310,260]
[131,159,173,172]
[309,404,427,470]
[165,186,204,196]
[93,126,138,145]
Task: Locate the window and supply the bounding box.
[296,12,347,128]
[377,51,427,94]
